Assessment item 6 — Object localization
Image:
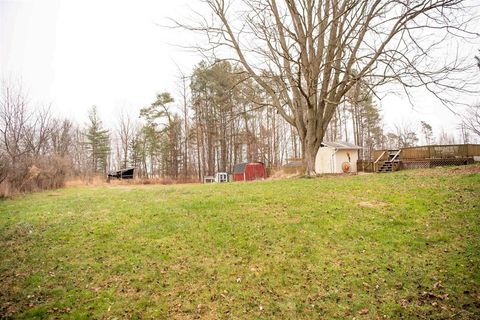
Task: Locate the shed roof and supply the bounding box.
[233,163,247,173]
[233,162,264,173]
[321,141,362,150]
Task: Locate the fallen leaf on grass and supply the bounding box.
[399,298,410,308]
[421,291,449,300]
[358,308,369,315]
[432,281,443,290]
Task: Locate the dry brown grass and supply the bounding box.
[268,169,302,180]
[407,163,480,177]
[449,164,480,174]
[0,156,69,197]
[65,176,201,188]
[268,164,308,179]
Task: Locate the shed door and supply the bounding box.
[254,164,264,179]
[246,164,264,180]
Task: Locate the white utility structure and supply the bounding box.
[203,176,215,183]
[315,141,361,174]
[215,172,228,183]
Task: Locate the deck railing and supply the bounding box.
[373,151,386,172]
[372,144,480,161]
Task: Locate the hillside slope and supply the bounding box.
[1,166,479,319]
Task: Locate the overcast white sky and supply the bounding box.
[1,0,479,141]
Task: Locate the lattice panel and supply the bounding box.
[402,161,430,169]
[402,158,474,169]
[429,158,473,167]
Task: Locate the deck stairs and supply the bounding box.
[375,149,402,173]
[378,161,393,172]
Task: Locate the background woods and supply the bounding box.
[180,0,477,174]
[1,55,477,196]
[1,0,479,194]
[0,82,74,195]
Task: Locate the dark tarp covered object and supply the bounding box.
[108,168,134,179]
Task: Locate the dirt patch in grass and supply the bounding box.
[407,164,480,177]
[358,200,389,208]
[449,165,480,174]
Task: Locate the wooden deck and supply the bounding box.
[358,144,480,173]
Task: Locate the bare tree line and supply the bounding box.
[107,61,303,181]
[0,82,75,195]
[0,54,477,196]
[175,0,478,174]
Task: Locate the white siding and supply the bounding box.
[315,147,359,174]
[333,149,358,173]
[315,147,334,174]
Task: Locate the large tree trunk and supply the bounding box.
[194,0,471,176]
[302,131,323,176]
[303,145,317,175]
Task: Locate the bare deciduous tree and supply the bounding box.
[0,81,74,195]
[394,122,419,148]
[462,104,480,138]
[0,82,31,166]
[178,0,478,174]
[116,110,135,169]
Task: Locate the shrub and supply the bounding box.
[0,156,71,197]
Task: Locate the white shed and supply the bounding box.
[315,141,361,174]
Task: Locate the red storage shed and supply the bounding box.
[233,162,266,181]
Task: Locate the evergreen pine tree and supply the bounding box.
[85,106,110,174]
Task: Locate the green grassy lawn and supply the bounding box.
[1,166,479,319]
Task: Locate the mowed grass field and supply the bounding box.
[1,166,479,319]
